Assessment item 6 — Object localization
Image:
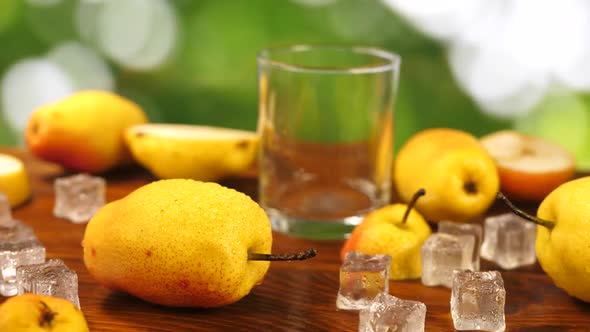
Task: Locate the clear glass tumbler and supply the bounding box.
[257,45,400,239]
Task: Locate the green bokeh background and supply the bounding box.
[0,0,588,165]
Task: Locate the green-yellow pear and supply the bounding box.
[0,294,89,332]
[498,177,590,302]
[341,189,432,280]
[82,179,315,307]
[25,90,148,173]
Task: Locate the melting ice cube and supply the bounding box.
[359,292,426,332]
[336,251,391,310]
[421,233,475,288]
[17,258,80,308]
[0,231,45,296]
[0,192,13,227]
[53,173,106,224]
[481,213,536,269]
[438,220,483,271]
[451,270,506,331]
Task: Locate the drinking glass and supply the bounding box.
[257,45,400,239]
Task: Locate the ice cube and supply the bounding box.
[0,235,45,296]
[0,219,35,242]
[53,173,106,224]
[0,192,12,227]
[336,251,392,310]
[421,233,475,288]
[16,259,80,308]
[359,292,426,332]
[451,270,506,331]
[481,213,536,269]
[438,221,483,271]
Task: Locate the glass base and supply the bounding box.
[264,207,365,240]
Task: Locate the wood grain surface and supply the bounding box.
[1,147,589,331]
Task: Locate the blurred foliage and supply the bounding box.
[0,0,511,151]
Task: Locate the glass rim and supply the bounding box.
[257,45,401,74]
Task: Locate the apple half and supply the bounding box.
[480,130,575,202]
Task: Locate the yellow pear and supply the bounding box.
[341,189,431,280]
[498,177,590,303]
[25,90,148,173]
[82,179,314,307]
[124,124,258,181]
[0,294,89,332]
[0,153,31,207]
[394,128,499,222]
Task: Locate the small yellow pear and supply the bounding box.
[25,90,148,173]
[394,128,499,222]
[0,294,89,332]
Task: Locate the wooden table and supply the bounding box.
[1,147,589,331]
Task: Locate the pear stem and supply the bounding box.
[402,188,426,224]
[496,192,555,229]
[248,248,317,261]
[39,301,57,328]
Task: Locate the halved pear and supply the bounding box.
[480,130,575,202]
[0,153,31,207]
[125,124,258,181]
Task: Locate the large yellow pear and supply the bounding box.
[82,179,272,307]
[535,176,590,302]
[0,294,89,332]
[25,90,148,173]
[124,124,258,181]
[394,128,499,222]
